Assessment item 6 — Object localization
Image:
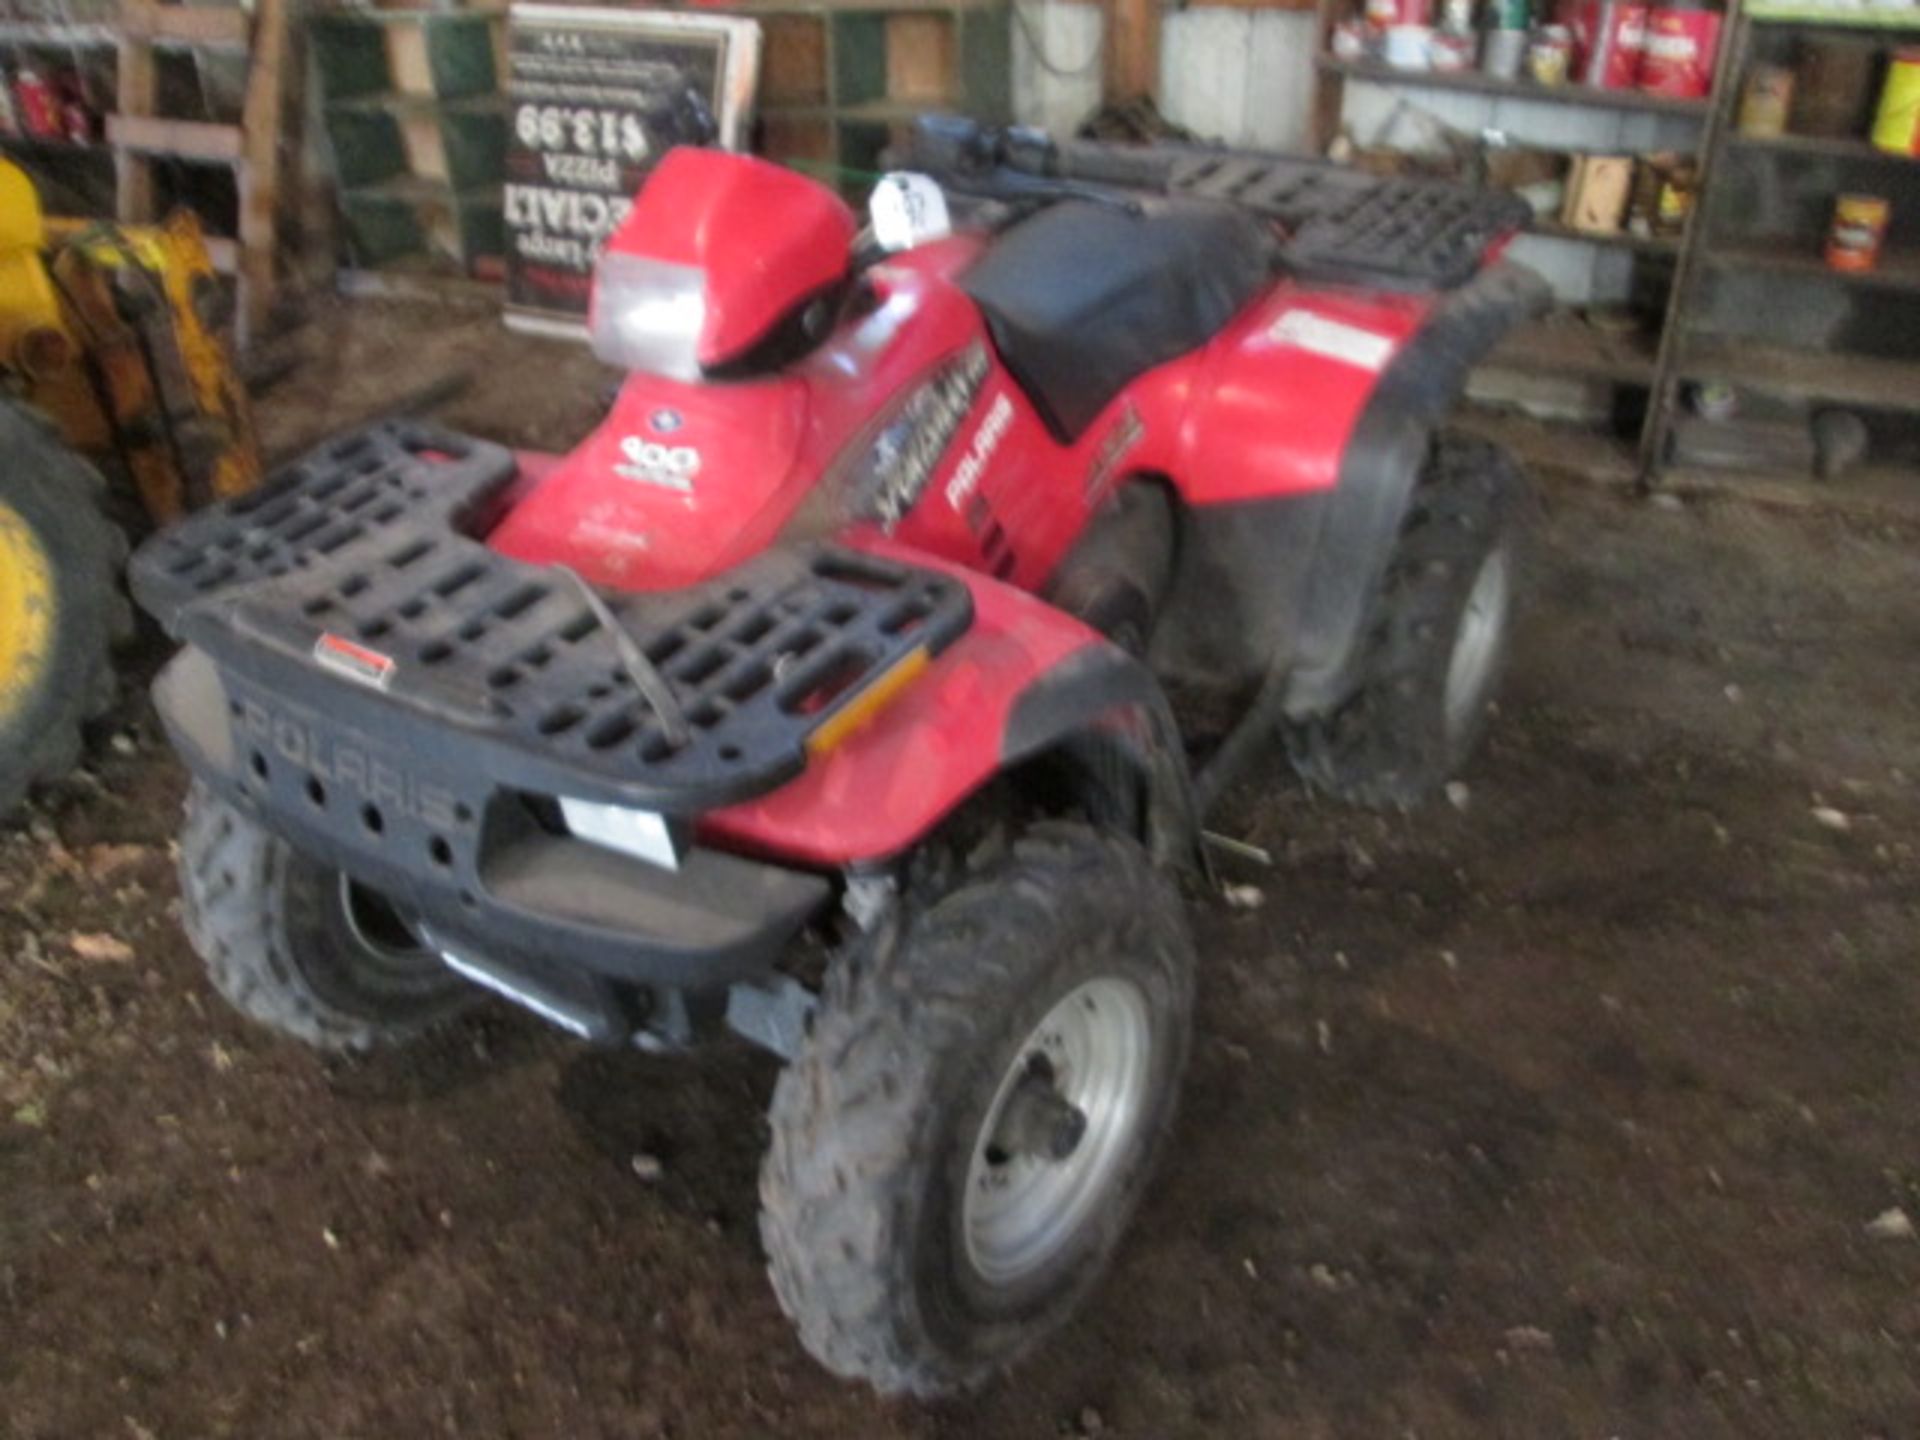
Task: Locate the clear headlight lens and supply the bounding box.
[589,252,706,381]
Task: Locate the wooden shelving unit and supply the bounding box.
[0,0,284,347]
[736,0,1011,192]
[310,7,507,278]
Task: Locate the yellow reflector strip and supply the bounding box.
[805,646,931,759]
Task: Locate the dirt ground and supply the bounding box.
[3,298,1918,1440]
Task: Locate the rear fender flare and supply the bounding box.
[1283,262,1550,715]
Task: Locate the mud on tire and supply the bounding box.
[178,782,475,1051]
[1287,432,1523,807]
[0,400,131,819]
[759,821,1195,1397]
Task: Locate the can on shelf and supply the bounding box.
[1331,18,1370,58]
[1572,0,1648,90]
[1367,0,1433,25]
[1385,23,1435,67]
[1737,62,1794,136]
[13,66,62,140]
[1638,1,1721,99]
[1432,31,1477,69]
[1825,193,1890,273]
[1529,25,1574,85]
[1483,26,1528,77]
[1871,47,1920,156]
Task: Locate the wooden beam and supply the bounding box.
[108,115,245,161]
[1104,0,1160,101]
[237,0,290,350]
[119,1,249,49]
[114,4,156,221]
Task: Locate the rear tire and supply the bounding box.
[177,782,474,1051]
[1287,432,1522,807]
[0,401,129,820]
[759,821,1195,1397]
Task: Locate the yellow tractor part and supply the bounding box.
[0,497,56,728]
[1,157,261,525]
[0,160,112,455]
[48,211,263,521]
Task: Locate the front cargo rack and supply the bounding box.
[132,420,974,810]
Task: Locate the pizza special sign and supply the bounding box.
[504,5,761,335]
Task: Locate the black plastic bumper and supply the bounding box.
[157,646,832,991]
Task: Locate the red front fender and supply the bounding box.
[700,544,1183,867]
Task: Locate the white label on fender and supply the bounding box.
[1266,310,1395,372]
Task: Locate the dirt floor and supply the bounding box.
[4,297,1919,1440]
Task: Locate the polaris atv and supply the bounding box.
[131,118,1546,1396]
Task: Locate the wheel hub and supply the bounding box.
[1443,546,1511,743]
[991,1060,1089,1162]
[0,500,55,727]
[962,977,1152,1288]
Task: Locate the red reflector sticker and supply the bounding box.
[312,633,396,690]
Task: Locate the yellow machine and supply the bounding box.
[1,158,262,815]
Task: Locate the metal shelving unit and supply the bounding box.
[1643,0,1920,496]
[1308,0,1739,488]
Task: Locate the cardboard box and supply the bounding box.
[1560,154,1634,234]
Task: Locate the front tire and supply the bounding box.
[177,782,475,1051]
[0,401,129,819]
[759,822,1195,1397]
[1287,432,1523,807]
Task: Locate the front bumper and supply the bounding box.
[158,646,834,994]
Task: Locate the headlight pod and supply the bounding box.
[589,252,706,381]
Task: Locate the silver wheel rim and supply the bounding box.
[1443,546,1511,743]
[962,976,1153,1288]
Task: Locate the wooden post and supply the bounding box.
[115,0,157,222]
[1103,0,1159,103]
[238,0,289,349]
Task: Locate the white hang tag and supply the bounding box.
[870,172,952,253]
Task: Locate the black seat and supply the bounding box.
[959,199,1277,441]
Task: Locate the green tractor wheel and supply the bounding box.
[0,400,128,820]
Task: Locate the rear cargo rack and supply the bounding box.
[132,419,974,810]
[905,121,1533,293]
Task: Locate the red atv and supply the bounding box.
[133,118,1544,1396]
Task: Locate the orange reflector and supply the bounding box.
[805,646,931,759]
